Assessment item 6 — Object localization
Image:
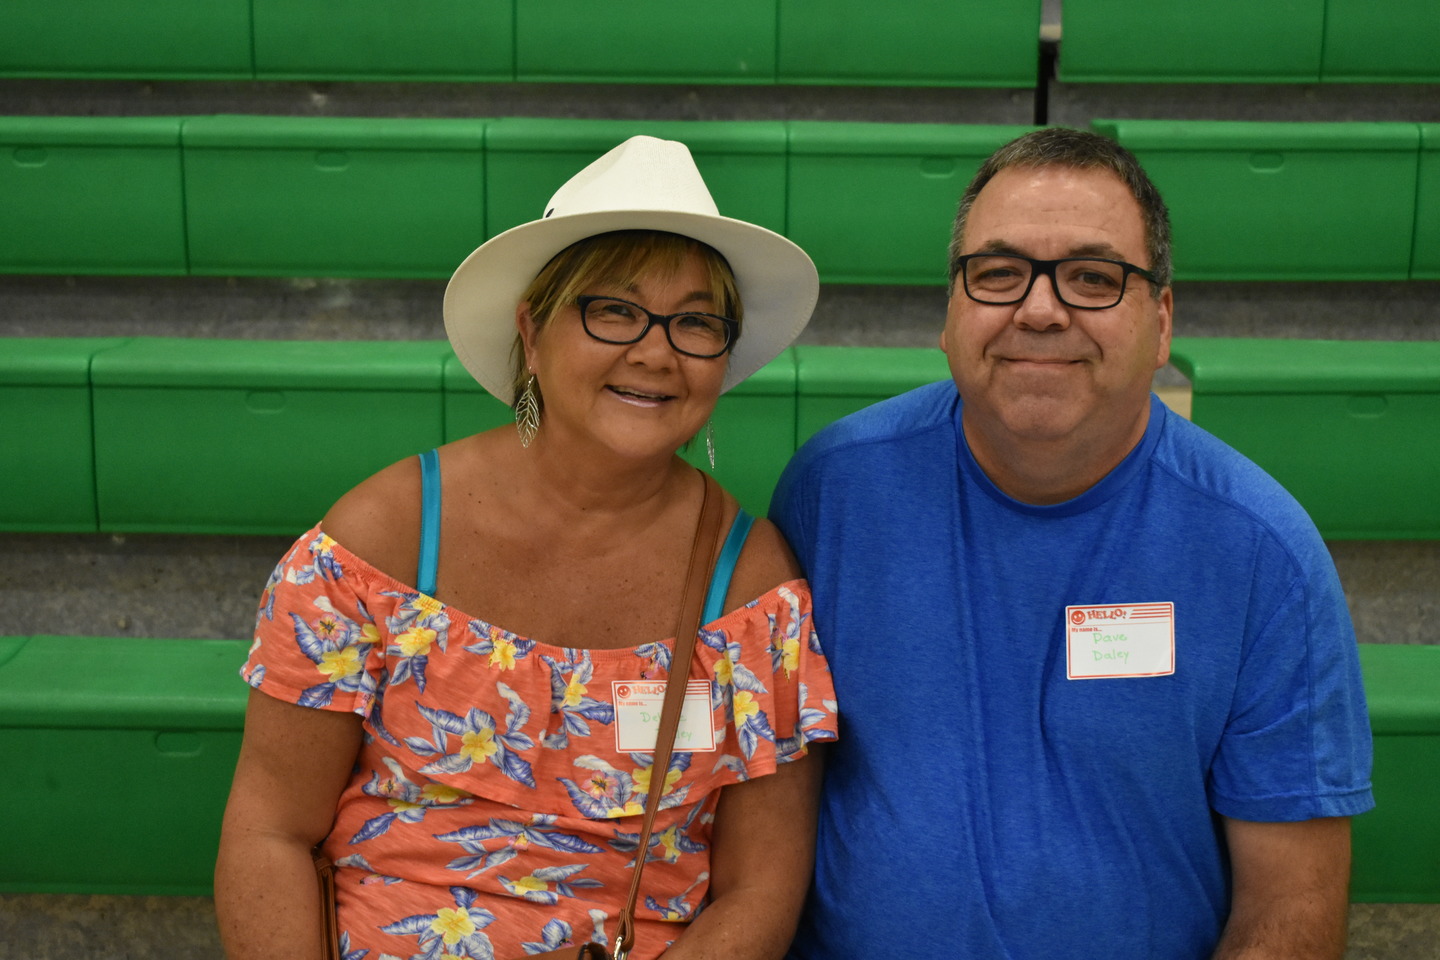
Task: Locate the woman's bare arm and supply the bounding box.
[214,690,363,960]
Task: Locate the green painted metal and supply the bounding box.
[1169,337,1440,540]
[1094,120,1420,282]
[183,116,487,279]
[91,338,450,536]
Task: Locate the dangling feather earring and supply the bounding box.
[705,420,716,470]
[515,375,540,448]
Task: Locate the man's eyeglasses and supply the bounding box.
[577,295,739,359]
[954,254,1159,310]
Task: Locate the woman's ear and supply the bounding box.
[516,302,538,372]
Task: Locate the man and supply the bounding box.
[771,128,1373,959]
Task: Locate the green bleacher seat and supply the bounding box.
[0,0,252,79]
[1414,125,1440,280]
[777,0,1040,87]
[786,122,1035,285]
[0,116,188,275]
[442,353,518,445]
[0,635,249,895]
[5,635,1428,898]
[1092,120,1420,281]
[252,0,513,81]
[1169,337,1440,540]
[515,0,777,84]
[794,345,951,445]
[91,338,450,536]
[0,338,128,533]
[678,352,797,516]
[182,116,488,279]
[1060,0,1324,82]
[1321,0,1440,83]
[484,119,788,239]
[1352,643,1440,902]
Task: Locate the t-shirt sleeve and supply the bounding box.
[1208,565,1374,822]
[243,526,386,717]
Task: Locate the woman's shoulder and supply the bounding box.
[320,453,426,587]
[723,511,805,613]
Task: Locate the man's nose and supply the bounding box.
[1013,269,1071,331]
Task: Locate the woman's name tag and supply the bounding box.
[612,680,717,753]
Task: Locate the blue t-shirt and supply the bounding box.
[771,380,1373,960]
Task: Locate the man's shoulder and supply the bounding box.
[793,378,958,469]
[1151,405,1325,552]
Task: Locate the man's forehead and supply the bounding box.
[965,164,1146,256]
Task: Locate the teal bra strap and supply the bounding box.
[417,449,441,597]
[702,509,754,624]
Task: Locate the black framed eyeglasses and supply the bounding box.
[954,254,1159,310]
[576,295,739,359]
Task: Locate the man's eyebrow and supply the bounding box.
[967,240,1133,261]
[968,240,1026,256]
[1067,242,1129,261]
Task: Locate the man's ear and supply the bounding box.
[1153,287,1174,370]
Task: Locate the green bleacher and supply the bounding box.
[2,636,1433,901]
[4,116,1440,283]
[5,337,1436,540]
[1169,338,1440,541]
[0,0,1042,85]
[1061,0,1440,83]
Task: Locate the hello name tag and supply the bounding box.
[1065,602,1176,679]
[612,680,716,753]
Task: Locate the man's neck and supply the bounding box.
[961,400,1153,506]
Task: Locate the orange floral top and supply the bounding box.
[243,525,838,960]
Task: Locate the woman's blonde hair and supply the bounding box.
[510,230,743,413]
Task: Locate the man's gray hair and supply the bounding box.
[948,127,1173,296]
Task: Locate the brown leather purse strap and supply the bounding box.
[612,471,725,960]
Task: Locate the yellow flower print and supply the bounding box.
[714,657,735,686]
[778,635,800,677]
[315,533,337,555]
[605,800,646,820]
[657,825,682,862]
[632,763,683,799]
[412,593,444,618]
[733,690,760,724]
[420,783,469,805]
[489,635,518,671]
[389,799,423,815]
[358,623,381,646]
[512,874,548,895]
[460,728,498,763]
[563,675,587,708]
[318,647,362,681]
[397,626,436,658]
[429,907,476,946]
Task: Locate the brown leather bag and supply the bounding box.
[316,473,727,960]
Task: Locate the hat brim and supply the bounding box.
[444,209,819,404]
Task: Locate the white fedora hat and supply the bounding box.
[444,135,819,404]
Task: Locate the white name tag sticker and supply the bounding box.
[612,679,716,753]
[1065,603,1176,680]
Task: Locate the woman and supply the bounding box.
[214,136,837,960]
